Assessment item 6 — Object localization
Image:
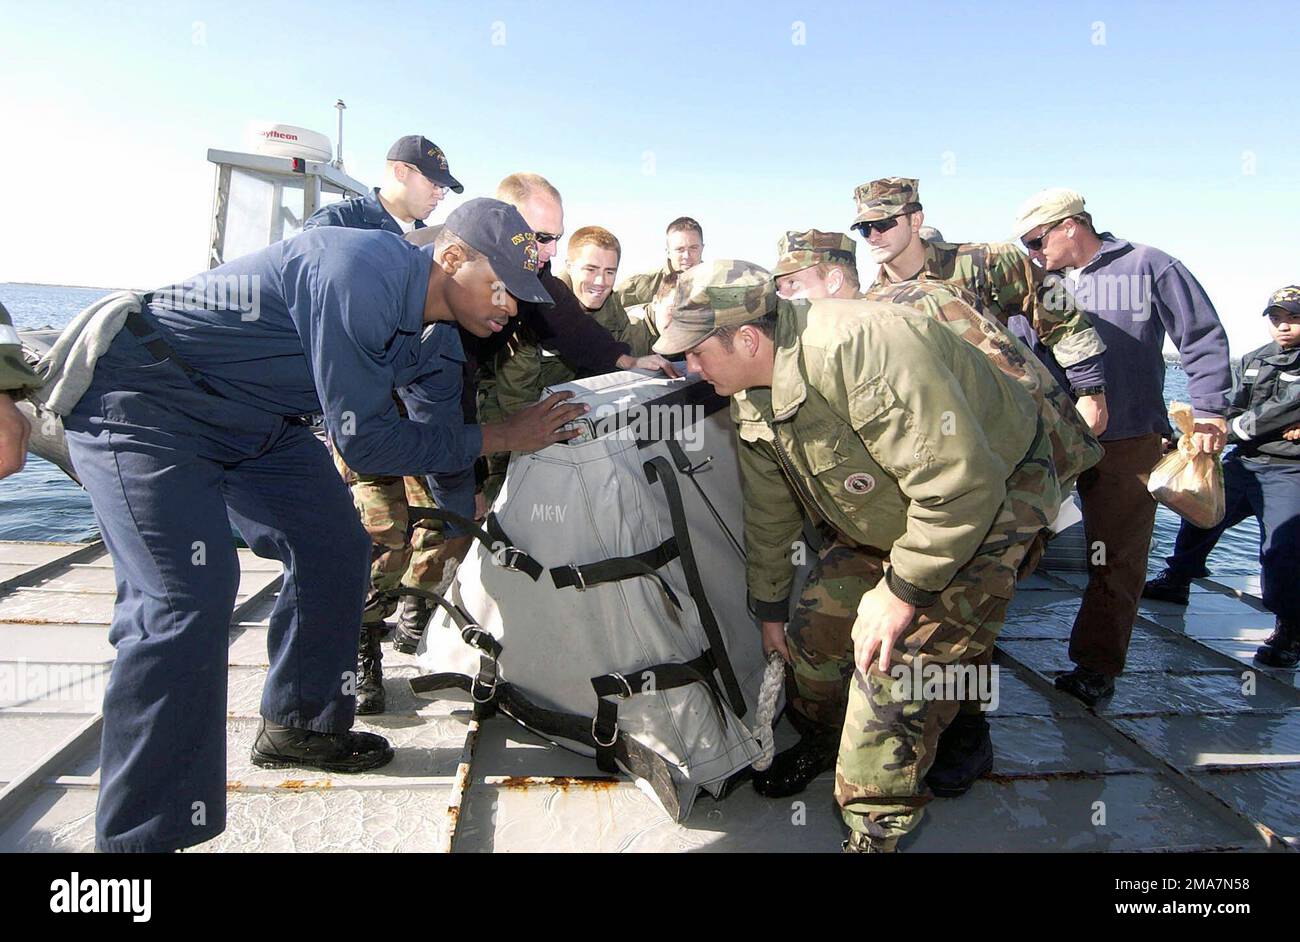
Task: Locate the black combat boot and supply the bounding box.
[356,625,386,715]
[925,712,994,797]
[1255,619,1300,669]
[392,594,432,655]
[753,729,839,798]
[250,718,394,772]
[1142,569,1191,605]
[1054,666,1115,707]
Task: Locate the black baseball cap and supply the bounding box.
[386,135,463,193]
[1264,286,1300,317]
[439,198,552,305]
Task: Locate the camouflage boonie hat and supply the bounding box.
[652,260,776,356]
[772,229,857,277]
[1265,286,1300,317]
[852,177,921,225]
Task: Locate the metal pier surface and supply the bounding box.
[0,539,1295,852]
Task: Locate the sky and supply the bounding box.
[1,0,1296,355]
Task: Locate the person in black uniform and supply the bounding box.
[1145,286,1300,667]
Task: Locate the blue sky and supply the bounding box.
[1,0,1296,354]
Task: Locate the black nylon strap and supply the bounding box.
[590,651,726,773]
[549,536,683,609]
[405,675,687,819]
[666,438,745,560]
[495,682,681,818]
[644,455,748,718]
[123,308,226,399]
[396,585,501,702]
[407,508,544,581]
[409,673,473,697]
[395,586,478,635]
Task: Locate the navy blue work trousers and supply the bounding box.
[64,329,370,852]
[1165,450,1300,623]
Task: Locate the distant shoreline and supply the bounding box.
[2,281,123,292]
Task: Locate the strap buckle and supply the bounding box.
[591,716,619,748]
[498,547,526,572]
[471,671,499,703]
[609,672,633,699]
[570,565,588,592]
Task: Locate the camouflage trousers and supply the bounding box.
[332,450,451,627]
[788,441,1055,846]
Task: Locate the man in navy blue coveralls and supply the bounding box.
[65,198,585,852]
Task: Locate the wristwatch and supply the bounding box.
[1073,386,1106,397]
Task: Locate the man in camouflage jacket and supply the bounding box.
[852,177,1110,437]
[615,215,705,326]
[654,261,1063,852]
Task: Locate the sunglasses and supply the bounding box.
[535,231,561,245]
[1022,218,1066,252]
[853,216,902,237]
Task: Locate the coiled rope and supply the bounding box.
[750,651,786,771]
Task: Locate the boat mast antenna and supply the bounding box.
[333,99,347,170]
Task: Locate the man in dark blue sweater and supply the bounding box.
[1145,287,1300,667]
[1013,188,1233,705]
[65,199,585,852]
[303,133,469,713]
[304,134,462,235]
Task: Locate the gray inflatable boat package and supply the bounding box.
[414,370,785,819]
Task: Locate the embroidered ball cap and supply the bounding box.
[852,177,922,225]
[386,134,464,193]
[1265,285,1300,317]
[439,198,552,305]
[772,229,857,277]
[1011,187,1087,240]
[652,260,776,356]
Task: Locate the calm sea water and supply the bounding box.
[0,282,1264,573]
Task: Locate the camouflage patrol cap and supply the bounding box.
[772,229,857,277]
[852,177,922,225]
[1265,286,1300,317]
[1012,187,1087,239]
[652,260,776,356]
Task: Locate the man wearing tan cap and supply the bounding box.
[771,229,860,300]
[654,261,1061,852]
[1012,187,1233,705]
[852,177,1111,438]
